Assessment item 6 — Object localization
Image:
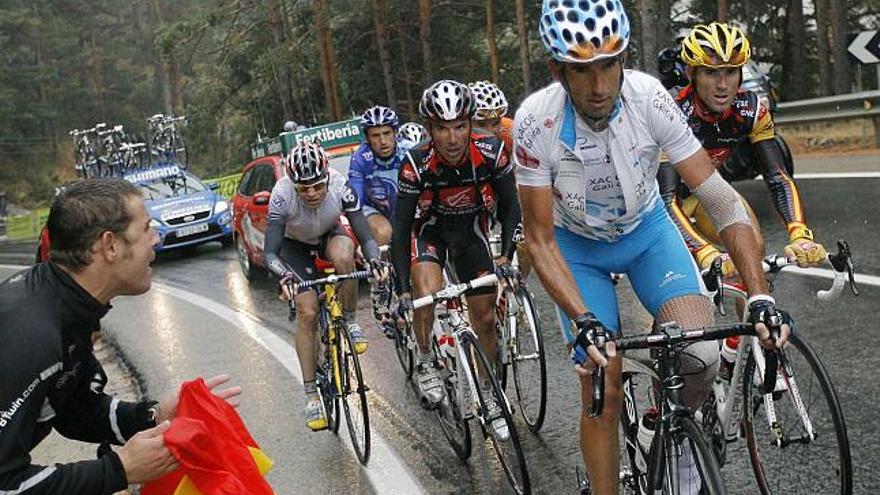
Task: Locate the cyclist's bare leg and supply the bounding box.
[367,213,392,247]
[465,292,499,371]
[515,241,533,280]
[655,295,719,408]
[578,353,624,495]
[294,290,320,383]
[325,234,357,315]
[411,261,443,353]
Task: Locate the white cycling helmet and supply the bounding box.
[469,81,509,120]
[286,141,329,184]
[539,0,631,64]
[419,80,476,121]
[397,122,427,143]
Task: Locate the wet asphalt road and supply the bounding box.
[2,174,877,494]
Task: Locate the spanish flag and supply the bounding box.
[141,378,274,495]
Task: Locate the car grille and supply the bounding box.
[165,210,211,225]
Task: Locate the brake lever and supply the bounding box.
[589,328,608,418]
[828,240,859,297]
[286,282,297,322]
[712,257,726,317]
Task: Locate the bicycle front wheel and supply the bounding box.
[653,416,726,495]
[510,285,547,432]
[394,319,415,379]
[339,324,371,465]
[464,332,532,494]
[433,335,472,461]
[742,332,852,494]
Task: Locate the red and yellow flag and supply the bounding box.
[141,379,274,495]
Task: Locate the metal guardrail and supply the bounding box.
[775,90,880,124]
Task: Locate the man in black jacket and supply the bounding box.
[0,178,241,494]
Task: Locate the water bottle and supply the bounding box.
[635,408,658,472]
[718,336,738,382]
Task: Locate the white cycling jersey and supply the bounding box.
[267,167,359,245]
[513,70,701,242]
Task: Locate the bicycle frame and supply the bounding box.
[414,273,499,421]
[438,308,483,420]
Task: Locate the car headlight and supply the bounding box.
[214,200,229,214]
[149,218,162,228]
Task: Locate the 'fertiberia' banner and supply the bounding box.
[251,119,362,160]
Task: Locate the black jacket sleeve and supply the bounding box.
[492,172,521,260]
[390,194,419,295]
[263,217,289,279]
[0,453,128,495]
[345,208,380,262]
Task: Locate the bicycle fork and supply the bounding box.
[750,341,816,447]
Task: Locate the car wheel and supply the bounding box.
[236,234,266,281]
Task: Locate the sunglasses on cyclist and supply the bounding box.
[294,178,328,194]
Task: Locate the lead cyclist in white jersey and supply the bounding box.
[515,2,793,493]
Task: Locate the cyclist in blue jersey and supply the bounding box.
[517,2,793,493]
[348,106,414,246]
[349,106,415,337]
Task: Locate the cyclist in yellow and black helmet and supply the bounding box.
[659,22,826,279]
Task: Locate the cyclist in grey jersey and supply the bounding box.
[263,141,386,431]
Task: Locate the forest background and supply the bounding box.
[1,0,877,206]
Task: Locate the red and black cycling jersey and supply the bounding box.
[660,85,807,255]
[391,132,521,294]
[397,132,513,226]
[676,85,776,169]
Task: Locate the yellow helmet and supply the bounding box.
[681,22,751,68]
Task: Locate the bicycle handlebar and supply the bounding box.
[284,270,372,321]
[701,239,858,315]
[412,273,498,310]
[589,322,756,417]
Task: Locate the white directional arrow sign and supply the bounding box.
[848,30,880,64]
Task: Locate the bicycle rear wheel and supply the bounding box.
[651,416,726,495]
[510,285,547,432]
[464,332,532,494]
[339,324,371,465]
[742,332,852,494]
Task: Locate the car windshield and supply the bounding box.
[139,171,206,201]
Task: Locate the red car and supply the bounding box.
[231,154,352,281]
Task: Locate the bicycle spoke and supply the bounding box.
[340,325,370,465]
[465,333,531,495]
[510,287,547,432]
[742,332,852,494]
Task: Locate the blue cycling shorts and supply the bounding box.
[555,203,706,343]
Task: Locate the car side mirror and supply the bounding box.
[253,191,271,206]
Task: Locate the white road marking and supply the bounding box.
[0,264,426,495]
[769,172,880,180]
[781,265,880,288]
[151,282,427,495]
